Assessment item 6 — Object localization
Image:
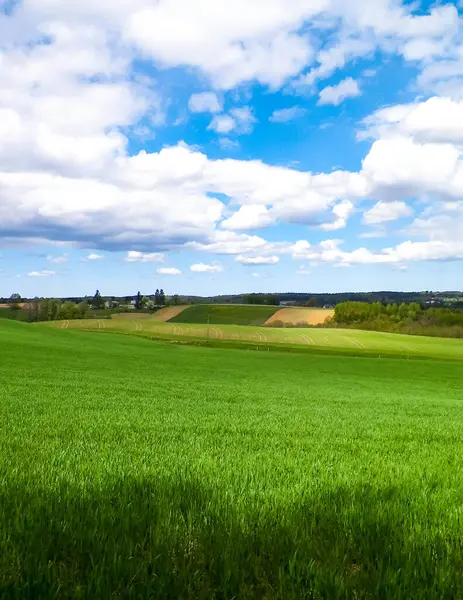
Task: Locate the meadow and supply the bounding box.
[49,315,463,361]
[1,319,463,598]
[168,303,279,325]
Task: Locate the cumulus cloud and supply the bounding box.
[82,253,105,261]
[362,97,463,144]
[1,0,463,271]
[236,255,279,265]
[291,238,463,266]
[363,201,413,225]
[208,107,256,135]
[188,92,222,114]
[218,138,240,150]
[157,267,182,275]
[319,200,355,231]
[221,205,274,231]
[125,251,164,263]
[28,270,56,277]
[208,114,236,134]
[47,254,68,264]
[190,263,223,273]
[318,78,361,106]
[269,106,308,123]
[187,231,290,257]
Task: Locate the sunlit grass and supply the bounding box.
[1,320,463,598]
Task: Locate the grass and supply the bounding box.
[168,303,279,325]
[45,317,463,361]
[1,319,463,598]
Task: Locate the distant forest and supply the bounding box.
[331,301,463,339]
[1,290,463,309]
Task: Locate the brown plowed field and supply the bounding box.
[265,308,334,326]
[152,306,188,322]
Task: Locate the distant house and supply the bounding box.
[104,300,120,309]
[280,301,298,307]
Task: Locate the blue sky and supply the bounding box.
[1,0,463,298]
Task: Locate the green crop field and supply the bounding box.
[2,319,463,598]
[47,316,463,361]
[168,303,279,325]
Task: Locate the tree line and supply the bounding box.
[243,294,280,305]
[332,301,463,338]
[1,289,174,322]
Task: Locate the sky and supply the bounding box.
[1,0,463,298]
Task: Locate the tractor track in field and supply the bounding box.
[300,334,315,346]
[212,327,223,339]
[341,336,366,349]
[132,320,143,332]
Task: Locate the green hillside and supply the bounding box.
[168,303,278,325]
[2,320,463,597]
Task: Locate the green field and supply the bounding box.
[47,316,463,361]
[169,303,278,325]
[2,320,463,598]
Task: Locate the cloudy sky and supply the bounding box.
[1,0,462,297]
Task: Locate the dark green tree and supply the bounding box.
[135,291,142,310]
[155,289,161,306]
[92,290,104,309]
[159,289,166,305]
[78,301,90,319]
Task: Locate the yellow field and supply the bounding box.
[151,306,188,321]
[265,307,334,326]
[42,318,463,361]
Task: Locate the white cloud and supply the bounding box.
[157,267,182,275]
[125,1,316,89]
[83,253,105,261]
[208,107,256,135]
[186,231,289,257]
[46,254,68,264]
[125,251,164,263]
[363,201,413,225]
[2,1,463,271]
[297,38,374,89]
[218,138,240,150]
[208,114,236,134]
[190,263,223,273]
[291,237,463,266]
[363,97,463,145]
[188,92,222,114]
[318,77,361,106]
[236,255,279,265]
[229,107,256,134]
[361,137,460,198]
[319,200,354,231]
[269,106,308,123]
[28,270,56,277]
[221,205,274,231]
